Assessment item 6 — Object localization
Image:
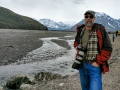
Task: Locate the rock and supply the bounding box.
[19,84,36,90]
[6,74,36,89]
[35,72,62,81]
[59,83,64,87]
[0,86,4,90]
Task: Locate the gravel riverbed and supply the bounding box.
[0,29,120,90]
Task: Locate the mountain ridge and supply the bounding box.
[39,12,120,32]
[39,19,75,30]
[70,12,120,32]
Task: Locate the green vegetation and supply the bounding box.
[0,6,48,30]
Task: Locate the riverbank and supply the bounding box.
[0,29,75,66]
[36,35,120,90]
[0,29,120,90]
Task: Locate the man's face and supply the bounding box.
[84,14,95,27]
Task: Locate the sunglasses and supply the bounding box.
[85,15,94,18]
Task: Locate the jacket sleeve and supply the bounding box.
[74,25,81,48]
[96,30,113,65]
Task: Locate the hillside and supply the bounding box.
[0,7,48,30]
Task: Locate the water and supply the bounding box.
[0,37,78,85]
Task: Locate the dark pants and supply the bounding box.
[113,38,114,42]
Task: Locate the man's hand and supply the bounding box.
[92,62,99,67]
[75,46,79,52]
[75,45,81,52]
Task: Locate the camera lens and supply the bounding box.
[72,46,87,70]
[72,62,81,70]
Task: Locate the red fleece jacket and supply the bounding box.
[74,23,112,74]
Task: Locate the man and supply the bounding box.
[73,10,112,90]
[112,34,115,42]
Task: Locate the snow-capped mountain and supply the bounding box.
[118,19,120,22]
[39,19,75,30]
[64,21,76,26]
[70,12,120,32]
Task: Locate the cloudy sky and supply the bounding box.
[0,0,120,23]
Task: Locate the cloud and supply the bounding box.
[0,0,120,23]
[84,0,120,19]
[72,0,84,4]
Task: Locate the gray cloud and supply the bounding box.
[0,0,120,23]
[72,0,84,4]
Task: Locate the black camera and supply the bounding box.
[72,46,87,70]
